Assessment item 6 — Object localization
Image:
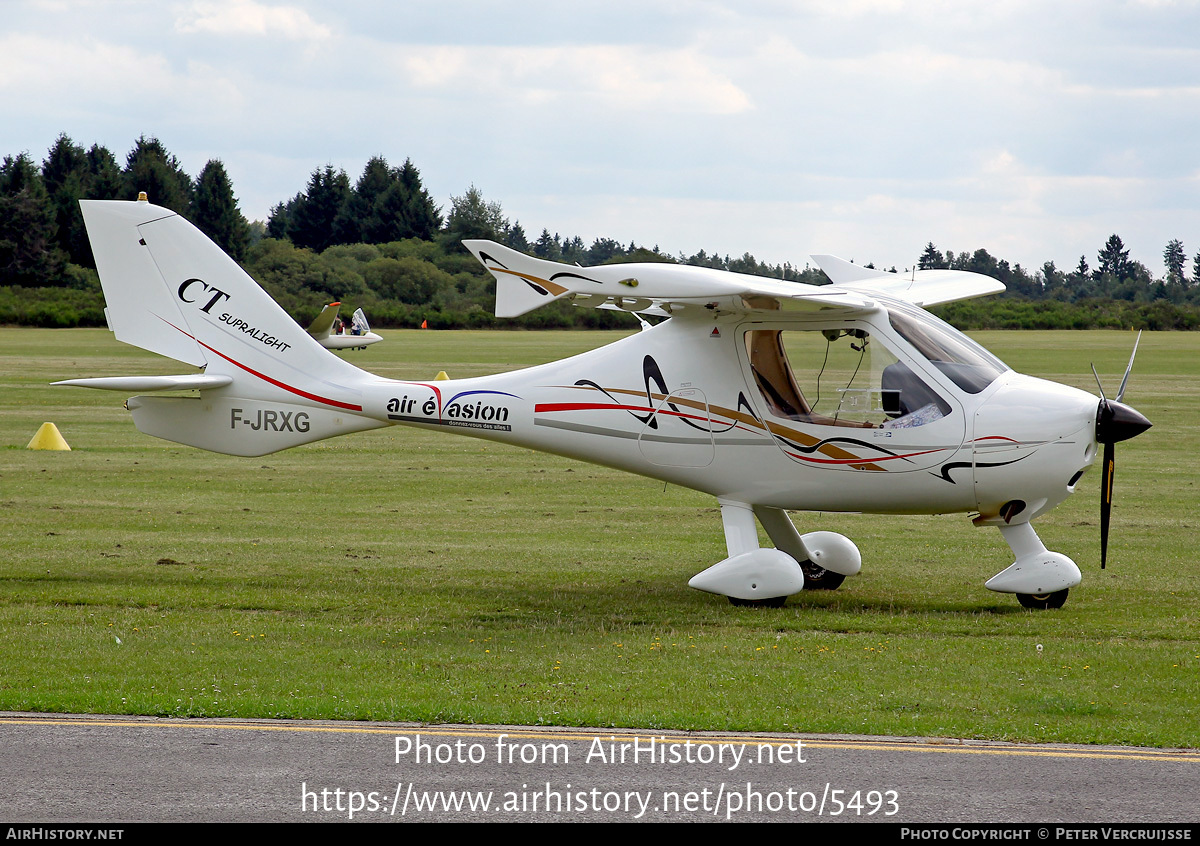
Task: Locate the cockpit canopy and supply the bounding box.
[745,302,1007,431]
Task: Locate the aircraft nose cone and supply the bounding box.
[1096,399,1152,445]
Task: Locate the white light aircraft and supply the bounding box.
[306,302,382,350]
[56,197,1151,609]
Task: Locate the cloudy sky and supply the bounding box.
[3,0,1198,275]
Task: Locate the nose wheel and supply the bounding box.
[1016,589,1069,610]
[986,522,1082,608]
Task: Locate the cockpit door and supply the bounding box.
[636,386,717,468]
[738,320,967,474]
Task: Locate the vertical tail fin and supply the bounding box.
[81,198,367,407]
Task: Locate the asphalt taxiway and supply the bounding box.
[3,713,1197,823]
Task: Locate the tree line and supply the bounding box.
[918,239,1200,306]
[2,134,1198,330]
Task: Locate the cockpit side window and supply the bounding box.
[746,330,810,419]
[745,327,951,429]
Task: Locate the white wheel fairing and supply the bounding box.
[688,549,805,601]
[985,552,1082,595]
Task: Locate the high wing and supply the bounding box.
[465,241,1002,318]
[810,255,1005,307]
[463,240,876,318]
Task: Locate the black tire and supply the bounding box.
[728,595,787,608]
[801,561,846,591]
[1016,589,1069,610]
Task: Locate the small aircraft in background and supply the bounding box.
[56,197,1150,609]
[306,302,382,350]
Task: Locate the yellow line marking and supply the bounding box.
[2,717,1195,763]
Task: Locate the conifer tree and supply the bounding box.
[396,158,441,241]
[41,134,91,266]
[506,221,530,252]
[122,136,193,214]
[1096,234,1131,280]
[345,156,396,244]
[85,144,123,200]
[0,153,63,286]
[918,242,947,270]
[193,159,250,261]
[1163,239,1187,286]
[287,165,351,251]
[533,229,562,261]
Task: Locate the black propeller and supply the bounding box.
[1092,332,1152,569]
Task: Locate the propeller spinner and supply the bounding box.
[1092,332,1152,569]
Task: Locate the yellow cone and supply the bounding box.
[26,422,71,451]
[434,371,450,381]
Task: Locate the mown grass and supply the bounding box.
[0,327,1196,746]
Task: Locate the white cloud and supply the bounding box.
[175,0,331,40]
[0,33,169,96]
[398,44,752,115]
[0,33,245,111]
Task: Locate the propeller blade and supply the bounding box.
[1091,363,1106,401]
[1100,440,1114,569]
[1115,330,1142,403]
[1091,332,1151,570]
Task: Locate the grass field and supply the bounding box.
[1,327,1197,747]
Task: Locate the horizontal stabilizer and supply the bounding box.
[53,374,233,392]
[462,241,574,317]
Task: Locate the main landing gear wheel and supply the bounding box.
[727,595,787,608]
[800,561,845,591]
[1016,589,1069,610]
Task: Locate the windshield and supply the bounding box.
[886,300,1008,394]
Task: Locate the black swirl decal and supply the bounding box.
[934,454,1032,485]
